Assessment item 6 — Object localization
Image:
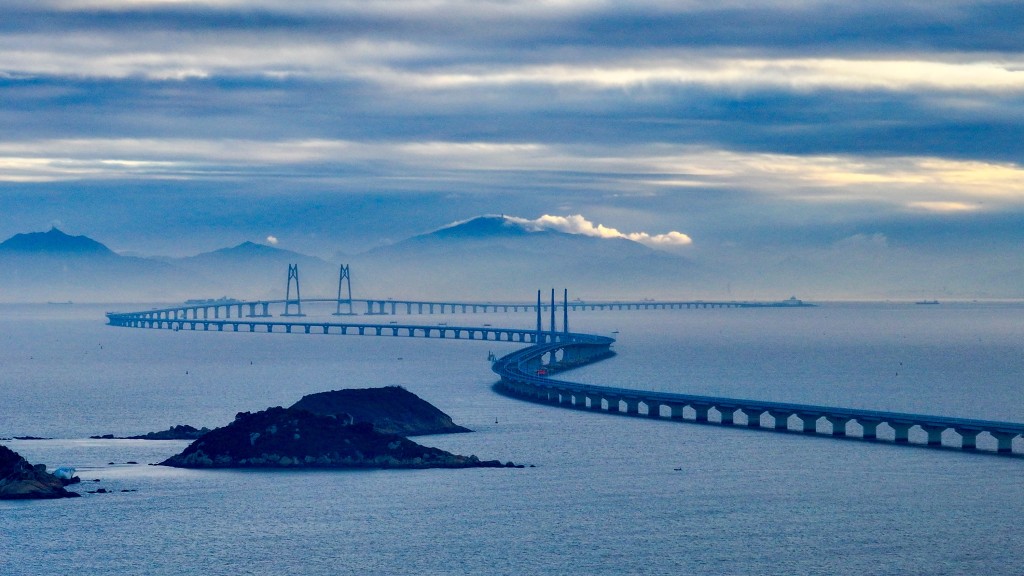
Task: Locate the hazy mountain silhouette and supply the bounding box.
[0,228,192,302]
[170,242,335,300]
[0,228,115,256]
[351,216,706,300]
[0,217,715,303]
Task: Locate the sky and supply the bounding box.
[1,0,1022,298]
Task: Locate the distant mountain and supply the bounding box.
[367,215,667,258]
[171,241,336,300]
[351,216,708,300]
[427,216,537,240]
[0,229,192,303]
[183,241,321,266]
[0,228,340,303]
[0,227,115,256]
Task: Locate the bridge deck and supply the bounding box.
[111,296,812,320]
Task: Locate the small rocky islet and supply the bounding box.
[3,387,518,495]
[91,386,468,441]
[160,405,518,470]
[90,424,212,440]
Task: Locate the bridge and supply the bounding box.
[117,295,810,323]
[104,266,1021,457]
[106,314,557,344]
[492,338,1024,455]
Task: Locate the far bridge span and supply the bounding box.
[126,296,811,323]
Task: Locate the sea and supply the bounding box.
[1,301,1022,575]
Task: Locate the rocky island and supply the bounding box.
[160,406,517,469]
[290,386,471,436]
[90,424,212,440]
[0,445,80,500]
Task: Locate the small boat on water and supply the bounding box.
[915,300,940,305]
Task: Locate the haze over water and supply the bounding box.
[2,302,1023,575]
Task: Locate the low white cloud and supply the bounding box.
[508,214,693,248]
[265,235,279,245]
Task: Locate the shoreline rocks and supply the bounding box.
[0,444,80,499]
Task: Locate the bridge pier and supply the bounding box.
[890,422,913,444]
[645,400,662,418]
[826,416,851,437]
[572,392,588,409]
[545,389,559,404]
[956,428,980,450]
[990,431,1018,454]
[797,413,819,434]
[740,408,763,428]
[669,403,685,421]
[921,425,945,447]
[559,390,574,407]
[692,404,711,423]
[769,410,791,431]
[859,419,881,440]
[718,407,736,425]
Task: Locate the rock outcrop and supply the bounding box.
[90,424,212,441]
[289,386,471,436]
[129,424,211,440]
[159,407,517,470]
[0,445,80,499]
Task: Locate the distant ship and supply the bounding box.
[915,300,940,305]
[184,297,240,305]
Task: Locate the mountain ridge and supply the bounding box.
[0,216,708,302]
[0,227,115,256]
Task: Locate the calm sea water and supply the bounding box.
[2,302,1023,575]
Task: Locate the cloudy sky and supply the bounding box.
[2,0,1022,297]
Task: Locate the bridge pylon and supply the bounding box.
[563,288,569,334]
[550,288,557,333]
[282,263,306,317]
[536,290,543,342]
[333,264,355,316]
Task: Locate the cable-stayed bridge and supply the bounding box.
[105,266,1022,457]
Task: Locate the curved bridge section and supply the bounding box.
[492,341,1024,456]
